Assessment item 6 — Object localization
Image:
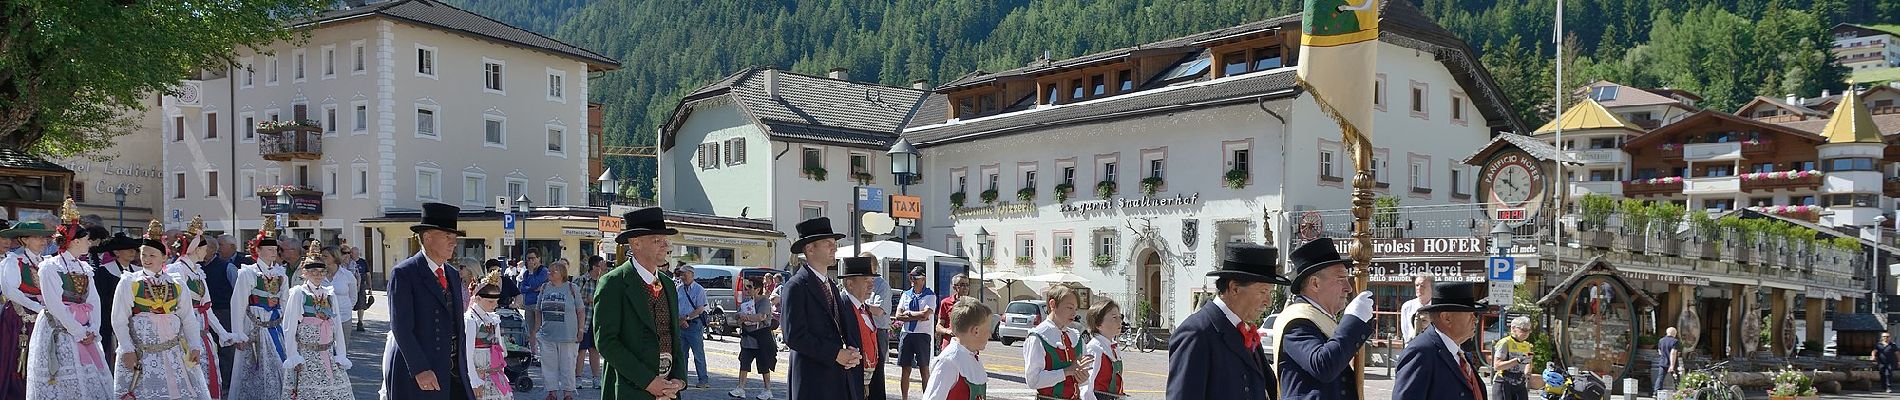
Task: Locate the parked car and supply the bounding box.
[687,264,784,337]
[999,300,1046,346]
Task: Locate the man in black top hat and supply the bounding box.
[1393,282,1491,400]
[1167,243,1291,400]
[780,217,864,400]
[837,256,885,399]
[595,206,688,400]
[381,202,474,400]
[1269,237,1376,400]
[90,232,142,367]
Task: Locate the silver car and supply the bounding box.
[998,300,1045,346]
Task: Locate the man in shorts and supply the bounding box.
[894,267,938,400]
[732,277,778,399]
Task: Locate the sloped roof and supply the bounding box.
[1581,81,1685,108]
[1459,133,1575,166]
[660,68,930,150]
[1625,110,1828,148]
[1534,256,1659,310]
[1736,96,1828,118]
[905,70,1301,145]
[0,148,72,173]
[304,0,618,69]
[1534,99,1641,134]
[1774,113,1900,138]
[937,15,1300,90]
[1831,313,1887,332]
[1822,85,1885,143]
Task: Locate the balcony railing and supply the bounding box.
[1739,172,1822,192]
[1682,176,1740,195]
[260,130,323,161]
[1682,142,1742,162]
[1623,179,1684,197]
[1570,181,1623,197]
[1567,149,1627,165]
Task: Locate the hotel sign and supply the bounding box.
[950,202,1036,219]
[1060,193,1200,213]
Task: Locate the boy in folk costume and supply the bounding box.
[113,221,214,400]
[164,216,237,399]
[0,219,55,398]
[1080,300,1124,400]
[1023,285,1092,400]
[464,269,512,400]
[226,217,288,399]
[924,298,994,400]
[280,240,354,400]
[26,200,112,399]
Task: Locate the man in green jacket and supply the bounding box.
[596,207,689,400]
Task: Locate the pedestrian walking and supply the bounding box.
[780,217,863,400]
[923,298,992,400]
[279,241,354,400]
[536,259,587,400]
[935,275,970,350]
[1080,299,1124,400]
[1393,281,1490,400]
[731,276,777,400]
[226,227,289,400]
[1655,327,1680,394]
[465,269,513,400]
[24,208,111,400]
[895,266,937,400]
[380,202,474,400]
[577,255,606,389]
[111,229,213,400]
[325,246,358,330]
[1270,237,1375,400]
[520,248,549,347]
[1874,332,1896,393]
[166,216,238,400]
[595,207,687,400]
[1024,284,1089,400]
[839,257,885,400]
[1166,243,1289,400]
[675,264,712,388]
[1490,316,1535,400]
[0,219,55,399]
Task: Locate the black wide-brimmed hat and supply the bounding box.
[789,217,846,254]
[93,233,142,254]
[409,202,467,236]
[1208,243,1293,285]
[840,256,878,278]
[1418,281,1489,313]
[614,207,677,244]
[1288,237,1353,293]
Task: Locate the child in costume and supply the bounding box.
[25,200,112,399]
[925,297,993,400]
[1080,300,1124,400]
[226,217,288,400]
[112,220,213,400]
[280,240,354,400]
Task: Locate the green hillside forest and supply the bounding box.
[441,0,1896,198]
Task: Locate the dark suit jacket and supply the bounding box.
[383,253,473,400]
[203,254,235,313]
[1276,305,1372,400]
[781,265,863,400]
[595,260,688,400]
[1166,301,1276,400]
[1393,326,1487,400]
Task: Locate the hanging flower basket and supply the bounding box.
[804,166,828,181]
[1093,254,1112,267]
[949,192,966,208]
[851,172,874,185]
[1017,187,1036,202]
[1095,181,1117,198]
[980,189,999,204]
[1140,177,1164,196]
[1224,169,1249,189]
[1054,183,1074,202]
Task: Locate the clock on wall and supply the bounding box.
[1479,149,1546,226]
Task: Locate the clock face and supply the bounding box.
[1491,163,1537,206]
[1480,151,1545,224]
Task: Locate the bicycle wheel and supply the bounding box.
[1138,330,1159,353]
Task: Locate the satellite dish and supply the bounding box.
[862,212,896,235]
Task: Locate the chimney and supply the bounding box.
[1786,94,1799,104]
[911,79,929,90]
[1822,89,1832,98]
[764,69,779,99]
[343,0,368,7]
[828,68,849,81]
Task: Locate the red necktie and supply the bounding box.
[1459,355,1482,396]
[435,268,447,290]
[1238,322,1260,350]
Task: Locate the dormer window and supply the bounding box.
[1117,70,1134,92]
[1070,78,1084,101]
[1091,75,1107,96]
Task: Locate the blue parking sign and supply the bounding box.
[503,213,516,231]
[1488,256,1514,281]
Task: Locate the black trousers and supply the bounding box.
[1882,365,1893,391]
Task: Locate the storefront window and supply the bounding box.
[1562,276,1635,380]
[680,245,735,266]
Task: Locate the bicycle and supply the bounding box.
[1114,323,1162,353]
[1669,361,1745,400]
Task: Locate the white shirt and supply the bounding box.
[38,251,100,337]
[924,339,987,400]
[1080,333,1121,400]
[281,283,348,370]
[329,267,358,322]
[1211,296,1243,327]
[1023,318,1081,390]
[898,287,936,334]
[631,257,657,285]
[1400,298,1427,342]
[462,303,501,389]
[1436,327,1468,368]
[0,250,47,313]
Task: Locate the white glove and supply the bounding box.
[333,355,352,369]
[283,355,305,369]
[1344,291,1375,322]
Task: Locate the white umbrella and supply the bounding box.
[974,270,1024,281]
[836,240,956,262]
[1023,272,1090,284]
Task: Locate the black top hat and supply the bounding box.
[93,233,142,254]
[1208,243,1293,285]
[1417,281,1489,313]
[1287,238,1352,293]
[615,207,677,244]
[789,217,846,254]
[409,202,467,236]
[840,256,878,278]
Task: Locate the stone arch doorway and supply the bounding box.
[1138,249,1163,328]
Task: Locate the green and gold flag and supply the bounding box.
[1298,0,1380,134]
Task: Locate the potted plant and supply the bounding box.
[1140,177,1164,196]
[949,192,966,208]
[1689,211,1722,259]
[804,166,828,181]
[851,172,874,185]
[1093,254,1112,268]
[1638,333,1659,349]
[1054,183,1075,202]
[1578,194,1616,247]
[1053,256,1072,266]
[1096,180,1117,198]
[1017,187,1036,202]
[1649,202,1686,255]
[1617,199,1651,251]
[1224,168,1248,189]
[979,256,995,267]
[980,189,999,205]
[1373,196,1401,238]
[1014,256,1032,265]
[1769,367,1817,400]
[1679,371,1718,395]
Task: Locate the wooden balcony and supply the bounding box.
[1623,180,1683,197]
[1886,179,1900,197]
[260,130,323,161]
[1740,174,1822,191]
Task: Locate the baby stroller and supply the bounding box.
[496,306,538,392]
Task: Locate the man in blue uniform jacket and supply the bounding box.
[1393,281,1490,400]
[1270,238,1376,400]
[382,202,474,400]
[779,217,865,400]
[1167,243,1292,400]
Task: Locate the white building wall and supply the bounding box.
[659,100,772,218]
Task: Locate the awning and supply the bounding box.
[837,240,956,262]
[1023,272,1090,284]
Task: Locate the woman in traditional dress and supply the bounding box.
[226,224,287,400]
[164,216,234,399]
[25,203,112,399]
[280,240,353,399]
[466,269,512,400]
[0,220,55,398]
[113,223,212,400]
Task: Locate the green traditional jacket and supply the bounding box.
[594,259,688,400]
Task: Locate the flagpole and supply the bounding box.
[1552,0,1565,295]
[1293,76,1376,394]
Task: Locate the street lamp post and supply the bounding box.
[973,226,990,302]
[113,187,127,233]
[517,195,533,263]
[889,138,918,288]
[597,168,618,207]
[1875,216,1887,322]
